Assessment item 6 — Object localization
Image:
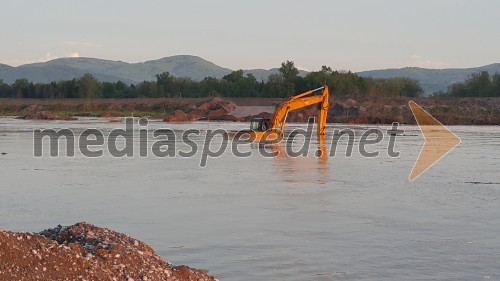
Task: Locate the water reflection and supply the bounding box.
[259,135,329,185]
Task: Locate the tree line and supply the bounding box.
[0,61,423,99]
[438,71,500,97]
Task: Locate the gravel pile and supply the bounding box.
[0,222,216,281]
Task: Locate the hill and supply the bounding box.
[1,55,499,95]
[0,56,307,85]
[358,64,500,95]
[0,55,232,84]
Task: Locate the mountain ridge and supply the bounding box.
[1,55,499,95]
[358,63,500,94]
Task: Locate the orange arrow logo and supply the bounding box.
[408,101,461,181]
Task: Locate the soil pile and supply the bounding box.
[163,98,236,122]
[0,222,216,281]
[18,105,76,121]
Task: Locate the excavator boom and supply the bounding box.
[243,86,330,142]
[269,86,330,136]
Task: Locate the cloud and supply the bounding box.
[61,41,101,47]
[67,52,80,58]
[409,55,448,69]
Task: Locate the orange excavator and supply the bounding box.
[247,86,330,141]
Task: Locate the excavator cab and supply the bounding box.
[250,118,271,132]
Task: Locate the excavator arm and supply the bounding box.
[269,86,330,136]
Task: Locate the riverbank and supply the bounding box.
[0,222,216,281]
[1,96,499,125]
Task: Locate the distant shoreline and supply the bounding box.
[1,96,500,125]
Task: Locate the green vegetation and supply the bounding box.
[439,71,500,97]
[0,61,423,99]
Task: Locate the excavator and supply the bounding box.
[245,86,330,142]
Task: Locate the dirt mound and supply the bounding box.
[18,105,76,121]
[0,222,216,281]
[163,110,195,122]
[163,98,237,123]
[195,98,236,113]
[19,111,77,121]
[239,112,273,122]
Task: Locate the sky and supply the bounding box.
[1,0,499,72]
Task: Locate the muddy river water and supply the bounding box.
[1,118,499,280]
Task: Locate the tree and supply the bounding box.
[467,71,491,97]
[127,84,139,98]
[101,82,118,98]
[400,78,423,97]
[0,79,12,98]
[243,73,260,97]
[138,81,158,98]
[321,65,333,75]
[115,81,127,98]
[278,60,299,97]
[200,77,222,97]
[222,70,259,97]
[222,70,244,83]
[1,65,425,99]
[77,74,99,99]
[266,73,287,98]
[447,71,500,97]
[491,74,500,97]
[57,79,78,98]
[279,60,299,81]
[303,65,335,91]
[12,79,32,98]
[156,72,174,97]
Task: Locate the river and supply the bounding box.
[1,117,499,280]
